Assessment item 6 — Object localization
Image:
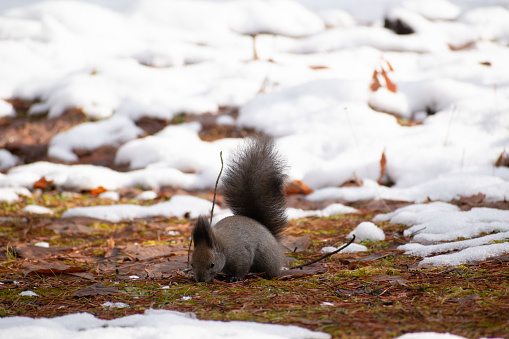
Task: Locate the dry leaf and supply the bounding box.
[33,177,54,190]
[371,274,408,287]
[377,151,387,185]
[21,261,86,275]
[14,244,73,259]
[45,217,107,235]
[369,70,382,92]
[281,234,311,253]
[285,180,313,195]
[495,150,509,167]
[123,244,178,261]
[340,174,363,187]
[309,65,329,70]
[278,263,327,279]
[381,68,397,93]
[90,186,107,196]
[72,282,121,297]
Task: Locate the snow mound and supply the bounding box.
[374,202,509,266]
[347,222,385,242]
[0,309,331,339]
[62,195,215,223]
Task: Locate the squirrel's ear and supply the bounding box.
[192,216,215,248]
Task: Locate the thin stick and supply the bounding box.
[210,151,224,224]
[290,235,356,270]
[187,151,224,269]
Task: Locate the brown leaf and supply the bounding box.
[14,244,73,259]
[90,186,107,196]
[340,174,363,187]
[371,274,408,287]
[72,282,121,297]
[385,59,394,72]
[281,234,311,253]
[377,151,387,185]
[123,244,178,261]
[495,149,509,167]
[454,294,480,304]
[33,176,54,190]
[285,180,313,195]
[145,257,189,278]
[309,65,329,70]
[21,261,86,275]
[45,217,108,235]
[369,70,382,92]
[450,193,486,210]
[381,68,397,93]
[278,263,327,279]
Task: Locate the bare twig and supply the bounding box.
[290,235,356,270]
[187,151,224,269]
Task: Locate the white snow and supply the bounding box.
[98,191,120,201]
[62,195,215,223]
[0,0,508,336]
[0,150,19,171]
[101,302,130,309]
[0,309,331,339]
[22,204,53,215]
[287,203,357,220]
[0,99,15,118]
[135,190,158,201]
[48,115,144,162]
[375,202,509,266]
[34,242,50,248]
[18,291,38,297]
[321,243,368,254]
[347,222,385,242]
[0,187,31,202]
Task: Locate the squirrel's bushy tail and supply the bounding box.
[222,135,287,240]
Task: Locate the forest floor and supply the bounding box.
[0,106,508,339]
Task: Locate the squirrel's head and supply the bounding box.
[191,216,225,282]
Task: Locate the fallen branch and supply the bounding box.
[290,235,356,270]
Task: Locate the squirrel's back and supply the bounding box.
[221,135,288,239]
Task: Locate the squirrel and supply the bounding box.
[191,135,288,282]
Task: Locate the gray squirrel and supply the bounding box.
[191,135,288,282]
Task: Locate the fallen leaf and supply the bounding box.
[72,282,121,297]
[371,274,408,287]
[21,261,86,275]
[285,180,313,195]
[377,151,387,185]
[145,257,189,278]
[45,217,108,235]
[14,244,73,259]
[381,68,397,93]
[300,318,333,325]
[90,186,107,196]
[370,70,382,92]
[279,263,327,279]
[309,65,329,70]
[454,294,480,304]
[123,244,179,261]
[33,177,54,190]
[450,193,486,210]
[281,234,311,253]
[495,149,509,167]
[340,174,363,187]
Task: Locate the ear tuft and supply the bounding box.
[192,216,215,248]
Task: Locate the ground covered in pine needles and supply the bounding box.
[0,189,508,339]
[1,107,509,338]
